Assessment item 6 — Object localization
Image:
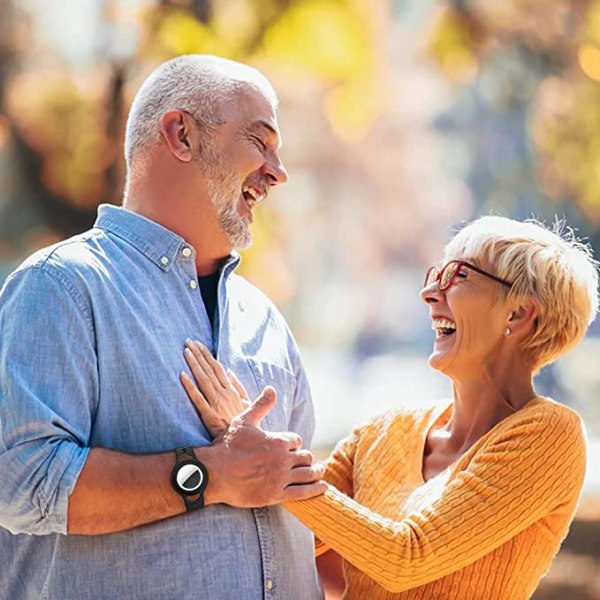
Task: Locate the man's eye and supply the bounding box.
[253,136,267,152]
[456,271,468,279]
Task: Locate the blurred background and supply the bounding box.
[0,0,599,596]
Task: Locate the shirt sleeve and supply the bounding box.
[0,264,95,535]
[287,342,316,450]
[284,406,586,593]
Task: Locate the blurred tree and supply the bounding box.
[419,1,600,350]
[0,0,379,264]
[426,0,600,233]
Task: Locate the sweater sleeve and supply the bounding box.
[313,423,365,556]
[321,423,365,498]
[284,406,586,593]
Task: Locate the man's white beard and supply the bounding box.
[201,143,252,251]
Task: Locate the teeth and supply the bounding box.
[431,318,457,331]
[242,185,267,206]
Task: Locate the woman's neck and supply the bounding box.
[445,367,537,453]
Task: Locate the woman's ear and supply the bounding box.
[507,298,539,337]
[159,110,195,162]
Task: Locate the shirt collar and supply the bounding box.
[94,204,241,274]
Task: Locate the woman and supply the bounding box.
[180,216,598,599]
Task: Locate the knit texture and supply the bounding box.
[285,396,586,599]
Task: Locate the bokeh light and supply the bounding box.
[1,1,599,596]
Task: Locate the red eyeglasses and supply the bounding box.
[424,260,513,291]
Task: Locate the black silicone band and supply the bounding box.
[171,447,209,512]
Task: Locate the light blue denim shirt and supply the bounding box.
[0,205,322,600]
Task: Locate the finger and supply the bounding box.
[289,449,314,467]
[181,372,230,438]
[184,347,218,401]
[185,340,222,391]
[288,464,325,485]
[180,371,212,417]
[281,481,328,502]
[240,386,277,427]
[227,370,250,401]
[196,341,230,388]
[270,430,303,452]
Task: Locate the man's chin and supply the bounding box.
[229,227,252,251]
[233,236,252,251]
[217,210,252,251]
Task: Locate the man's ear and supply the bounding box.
[507,298,539,337]
[159,110,195,162]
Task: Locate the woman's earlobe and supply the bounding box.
[507,299,539,336]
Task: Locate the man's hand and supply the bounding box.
[67,386,325,535]
[198,386,327,507]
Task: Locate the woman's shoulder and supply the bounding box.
[360,399,453,440]
[490,396,586,459]
[512,396,585,436]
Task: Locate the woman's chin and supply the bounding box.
[428,354,461,381]
[428,334,457,372]
[428,352,448,374]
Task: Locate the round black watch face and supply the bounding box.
[177,463,204,492]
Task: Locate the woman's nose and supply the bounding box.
[420,282,441,305]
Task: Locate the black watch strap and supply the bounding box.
[171,446,209,512]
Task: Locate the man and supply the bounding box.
[0,55,326,599]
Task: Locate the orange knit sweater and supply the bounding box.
[285,397,586,599]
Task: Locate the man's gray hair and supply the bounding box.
[124,54,278,172]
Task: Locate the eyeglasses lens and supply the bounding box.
[439,262,459,290]
[425,267,438,287]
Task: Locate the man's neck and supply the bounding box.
[125,154,236,275]
[124,195,233,276]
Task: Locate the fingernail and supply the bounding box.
[185,338,192,346]
[184,347,191,355]
[180,371,188,379]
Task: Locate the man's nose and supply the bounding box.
[264,153,288,186]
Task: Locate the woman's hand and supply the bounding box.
[180,339,253,438]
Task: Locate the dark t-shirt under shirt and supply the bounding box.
[198,271,220,330]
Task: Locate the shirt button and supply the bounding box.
[181,247,192,258]
[265,579,273,591]
[189,280,197,290]
[160,256,169,265]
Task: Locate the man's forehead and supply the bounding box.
[250,118,282,146]
[216,84,282,144]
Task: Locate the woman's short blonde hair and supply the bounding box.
[444,215,599,371]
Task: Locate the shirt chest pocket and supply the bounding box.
[247,359,296,432]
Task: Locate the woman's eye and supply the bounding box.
[456,271,468,279]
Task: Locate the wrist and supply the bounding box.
[194,444,226,506]
[170,447,209,511]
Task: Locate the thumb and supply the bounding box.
[240,386,277,426]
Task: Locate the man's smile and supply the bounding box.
[242,184,267,208]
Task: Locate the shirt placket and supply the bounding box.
[175,243,215,350]
[253,507,278,599]
[213,255,239,357]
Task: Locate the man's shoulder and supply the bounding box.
[11,228,104,280]
[2,229,109,313]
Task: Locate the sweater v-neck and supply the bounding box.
[416,396,545,484]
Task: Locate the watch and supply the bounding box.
[170,447,209,511]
